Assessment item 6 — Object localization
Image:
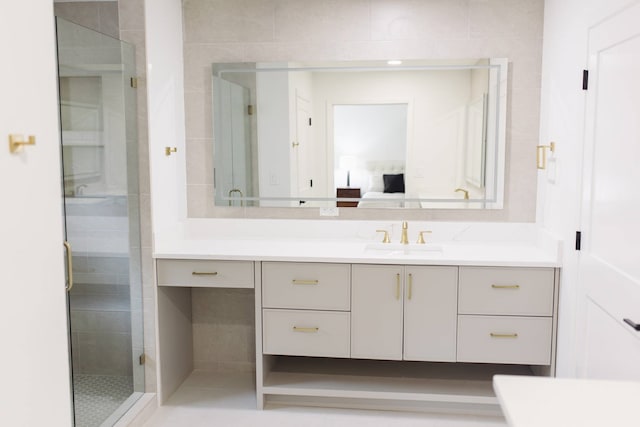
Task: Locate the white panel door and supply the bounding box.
[580,2,640,379]
[294,94,313,201]
[404,266,458,362]
[0,1,72,425]
[351,265,404,360]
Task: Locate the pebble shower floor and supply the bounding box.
[73,374,132,427]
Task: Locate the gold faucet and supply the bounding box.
[400,221,409,244]
[376,229,391,243]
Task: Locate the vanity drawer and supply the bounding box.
[263,309,350,358]
[262,262,350,310]
[457,315,553,365]
[458,267,555,316]
[156,259,254,288]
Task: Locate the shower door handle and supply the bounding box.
[63,241,74,291]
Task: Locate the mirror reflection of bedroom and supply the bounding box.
[333,104,408,208]
[213,59,504,209]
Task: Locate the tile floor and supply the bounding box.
[143,372,508,427]
[74,374,132,427]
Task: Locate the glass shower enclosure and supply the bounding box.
[56,17,144,426]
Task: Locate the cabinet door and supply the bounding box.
[404,266,458,362]
[351,265,404,360]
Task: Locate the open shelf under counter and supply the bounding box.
[260,356,536,415]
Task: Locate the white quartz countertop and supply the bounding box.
[493,375,640,427]
[153,219,561,267]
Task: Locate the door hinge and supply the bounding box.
[139,353,146,365]
[248,104,254,115]
[582,70,589,90]
[130,77,138,89]
[575,231,582,250]
[308,117,312,126]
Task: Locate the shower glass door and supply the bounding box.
[56,18,144,427]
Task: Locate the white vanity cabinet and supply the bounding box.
[156,259,254,288]
[456,267,556,365]
[257,261,558,413]
[261,262,351,358]
[351,265,458,362]
[153,252,559,414]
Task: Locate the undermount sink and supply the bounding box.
[364,242,443,254]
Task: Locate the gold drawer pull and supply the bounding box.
[491,284,520,289]
[292,279,319,285]
[293,326,319,333]
[192,271,218,276]
[490,333,518,338]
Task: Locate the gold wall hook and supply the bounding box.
[9,134,36,153]
[536,142,556,169]
[165,146,177,156]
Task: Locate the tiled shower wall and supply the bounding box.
[54,0,156,392]
[182,0,544,223]
[116,0,156,393]
[69,255,132,377]
[54,1,119,39]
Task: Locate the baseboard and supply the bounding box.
[113,393,157,427]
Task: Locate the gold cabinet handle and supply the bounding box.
[416,230,432,244]
[376,229,391,243]
[396,273,401,300]
[63,241,73,292]
[490,333,518,338]
[9,134,36,153]
[165,146,177,156]
[292,326,319,333]
[192,271,218,276]
[491,284,520,289]
[292,279,319,285]
[407,273,413,300]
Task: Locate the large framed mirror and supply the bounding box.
[212,59,507,209]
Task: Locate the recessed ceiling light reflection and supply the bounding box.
[387,60,403,65]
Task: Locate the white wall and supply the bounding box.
[333,104,408,190]
[145,0,187,231]
[0,1,73,425]
[536,0,637,377]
